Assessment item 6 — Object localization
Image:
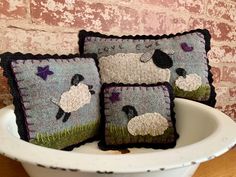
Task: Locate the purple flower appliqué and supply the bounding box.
[109,92,121,103]
[181,42,194,52]
[36,65,54,80]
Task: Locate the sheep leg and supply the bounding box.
[88,85,95,95]
[56,108,64,120]
[88,85,93,89]
[63,112,71,122]
[89,90,95,95]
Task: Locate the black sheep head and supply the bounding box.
[152,49,173,69]
[176,68,187,78]
[122,105,138,120]
[71,74,84,86]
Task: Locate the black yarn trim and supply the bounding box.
[78,29,211,54]
[0,52,99,150]
[78,29,216,107]
[98,82,179,150]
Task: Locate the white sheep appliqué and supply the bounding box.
[59,83,91,113]
[122,105,169,136]
[99,49,173,84]
[175,68,202,92]
[52,74,95,122]
[127,113,169,136]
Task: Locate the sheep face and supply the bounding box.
[151,49,173,69]
[71,74,84,86]
[127,113,169,136]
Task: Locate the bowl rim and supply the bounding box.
[0,98,235,173]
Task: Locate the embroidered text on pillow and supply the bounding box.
[78,29,216,106]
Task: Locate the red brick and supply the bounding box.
[222,66,236,83]
[30,0,140,32]
[182,0,205,14]
[215,86,229,102]
[142,10,188,34]
[0,0,27,19]
[218,104,236,121]
[139,0,178,8]
[189,17,236,42]
[119,6,140,32]
[139,0,204,14]
[0,27,77,55]
[229,87,236,97]
[215,86,236,102]
[211,66,221,83]
[74,2,118,31]
[74,2,140,32]
[207,0,236,23]
[119,0,133,3]
[31,0,76,26]
[208,45,236,63]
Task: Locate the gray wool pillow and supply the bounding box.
[99,83,179,150]
[0,52,101,150]
[78,29,216,107]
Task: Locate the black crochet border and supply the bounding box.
[78,29,216,107]
[98,82,179,150]
[0,52,100,150]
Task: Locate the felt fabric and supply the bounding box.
[78,29,216,107]
[99,83,179,150]
[127,112,169,136]
[0,53,101,149]
[152,49,173,69]
[99,53,171,84]
[175,74,202,92]
[58,83,91,113]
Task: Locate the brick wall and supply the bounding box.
[0,0,235,120]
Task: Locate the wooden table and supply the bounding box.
[0,148,235,177]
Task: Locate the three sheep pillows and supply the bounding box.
[0,28,215,150]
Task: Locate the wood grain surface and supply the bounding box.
[0,148,235,177]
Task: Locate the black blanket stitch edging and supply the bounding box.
[98,82,179,150]
[78,29,216,107]
[0,52,101,150]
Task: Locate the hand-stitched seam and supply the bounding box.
[11,66,31,139]
[13,70,37,138]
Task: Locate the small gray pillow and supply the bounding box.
[99,82,179,150]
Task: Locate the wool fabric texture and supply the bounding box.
[127,112,169,136]
[99,83,179,150]
[99,53,170,84]
[58,83,91,113]
[79,29,216,106]
[0,53,101,150]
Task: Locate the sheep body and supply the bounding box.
[127,112,169,136]
[175,73,202,92]
[59,83,91,113]
[99,53,170,84]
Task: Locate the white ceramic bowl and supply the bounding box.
[0,98,236,177]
